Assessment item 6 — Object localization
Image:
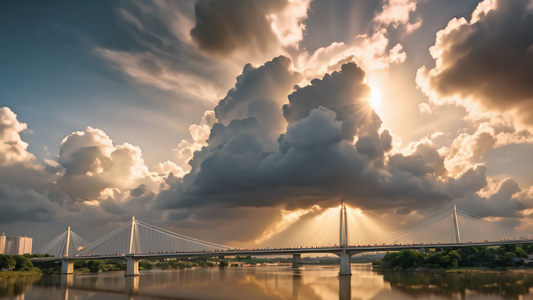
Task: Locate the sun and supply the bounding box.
[369,85,382,113]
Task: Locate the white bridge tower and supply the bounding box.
[339,198,348,247]
[452,205,461,243]
[338,198,351,275]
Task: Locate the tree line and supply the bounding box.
[379,244,533,270]
[0,254,51,272]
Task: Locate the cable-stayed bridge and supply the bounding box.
[33,203,533,276]
[35,227,89,257]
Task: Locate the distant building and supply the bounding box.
[0,234,5,254]
[0,233,32,255]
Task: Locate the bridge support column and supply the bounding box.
[292,254,301,268]
[125,257,140,277]
[61,259,74,274]
[339,250,352,276]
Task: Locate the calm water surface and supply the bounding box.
[2,264,533,300]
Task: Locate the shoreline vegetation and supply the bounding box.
[0,254,46,279]
[373,244,533,272]
[3,244,533,279]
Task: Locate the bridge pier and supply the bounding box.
[125,257,140,277]
[292,254,302,268]
[338,250,352,276]
[60,259,74,274]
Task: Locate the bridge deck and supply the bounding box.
[32,239,533,262]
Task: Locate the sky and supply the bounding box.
[1,0,533,250]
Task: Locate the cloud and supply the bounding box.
[0,185,59,224]
[215,56,303,139]
[0,110,175,239]
[455,177,531,220]
[56,126,160,202]
[438,114,533,177]
[0,107,55,194]
[155,57,505,222]
[373,0,422,33]
[190,0,310,57]
[97,48,226,104]
[0,107,35,166]
[417,0,533,127]
[173,110,216,172]
[99,0,310,108]
[295,29,407,81]
[283,62,378,139]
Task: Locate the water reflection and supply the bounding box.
[338,276,351,300]
[0,275,41,298]
[2,265,533,299]
[125,276,139,296]
[380,270,533,299]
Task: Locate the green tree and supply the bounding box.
[467,254,479,266]
[0,254,16,271]
[87,260,106,273]
[156,261,170,269]
[502,252,517,266]
[515,247,528,258]
[74,261,87,269]
[139,260,152,270]
[13,255,34,271]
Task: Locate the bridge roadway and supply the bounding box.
[34,238,533,276]
[67,238,533,260]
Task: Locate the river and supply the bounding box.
[2,264,533,299]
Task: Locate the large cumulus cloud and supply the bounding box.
[156,57,504,218]
[0,111,169,229]
[56,126,161,203]
[215,56,302,139]
[0,108,60,225]
[417,0,533,127]
[0,107,35,166]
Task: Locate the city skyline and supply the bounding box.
[1,0,532,250]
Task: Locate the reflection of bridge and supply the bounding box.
[33,202,533,276]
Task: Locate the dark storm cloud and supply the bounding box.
[215,56,302,138]
[190,0,286,56]
[389,144,446,177]
[419,0,533,125]
[155,56,504,216]
[455,178,528,219]
[283,62,379,140]
[0,186,57,224]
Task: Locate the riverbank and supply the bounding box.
[0,270,42,280]
[374,265,533,274]
[447,267,533,274]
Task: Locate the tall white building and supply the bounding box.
[0,234,6,254]
[0,234,32,255]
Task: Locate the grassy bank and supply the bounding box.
[0,270,42,280]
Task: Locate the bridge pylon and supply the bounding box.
[61,226,73,274]
[452,205,461,243]
[64,226,71,257]
[339,198,348,247]
[126,216,140,277]
[338,198,352,276]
